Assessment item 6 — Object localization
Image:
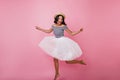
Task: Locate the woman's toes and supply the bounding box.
[54,73,60,80]
[79,60,87,65]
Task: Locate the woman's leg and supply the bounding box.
[65,60,86,65]
[53,58,60,80]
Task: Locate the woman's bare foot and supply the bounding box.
[79,60,87,65]
[54,73,60,80]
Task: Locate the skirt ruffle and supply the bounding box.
[38,36,82,61]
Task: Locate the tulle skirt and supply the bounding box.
[38,36,82,61]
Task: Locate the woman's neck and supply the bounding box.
[56,23,62,26]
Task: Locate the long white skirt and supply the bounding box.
[38,36,82,61]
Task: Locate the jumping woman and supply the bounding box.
[35,13,86,80]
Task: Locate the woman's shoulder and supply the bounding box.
[52,24,56,27]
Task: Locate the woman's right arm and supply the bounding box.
[35,26,53,33]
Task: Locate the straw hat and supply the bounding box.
[54,13,66,18]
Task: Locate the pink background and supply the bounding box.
[0,0,120,80]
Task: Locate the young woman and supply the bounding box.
[35,13,86,80]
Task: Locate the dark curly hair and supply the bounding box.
[54,14,67,25]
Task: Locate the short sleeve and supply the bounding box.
[63,25,68,30]
[51,25,54,29]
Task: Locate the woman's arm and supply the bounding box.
[65,28,83,36]
[35,26,53,33]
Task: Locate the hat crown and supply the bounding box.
[54,13,65,18]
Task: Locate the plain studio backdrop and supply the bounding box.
[0,0,120,80]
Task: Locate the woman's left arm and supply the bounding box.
[65,28,83,36]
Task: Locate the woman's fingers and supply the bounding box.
[80,28,83,31]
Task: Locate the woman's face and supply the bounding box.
[57,16,63,24]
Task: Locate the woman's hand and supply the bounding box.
[35,26,41,30]
[79,28,83,32]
